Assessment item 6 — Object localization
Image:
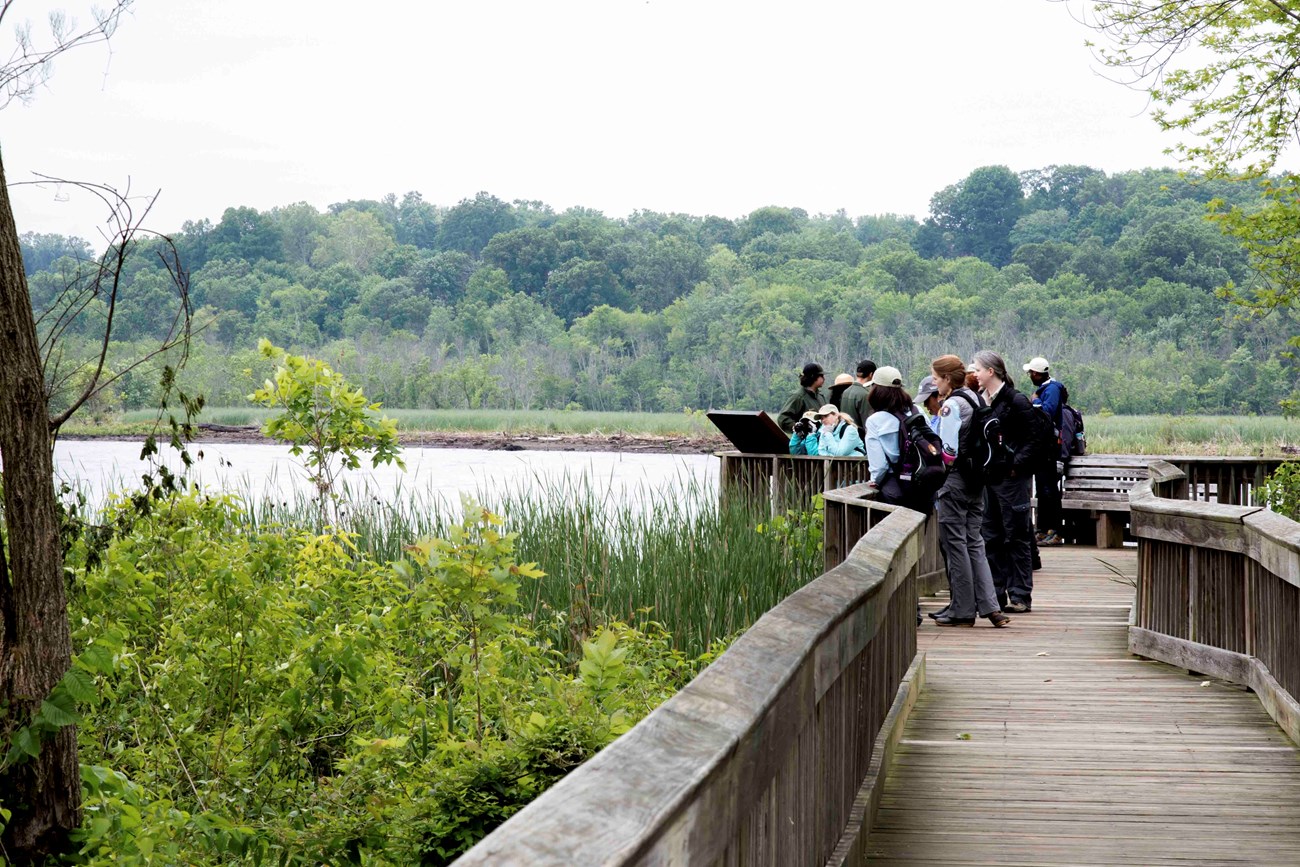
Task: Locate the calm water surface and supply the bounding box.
[54,440,716,507]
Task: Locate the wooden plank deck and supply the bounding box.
[865,546,1300,866]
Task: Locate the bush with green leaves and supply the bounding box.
[248,338,404,522]
[1261,462,1300,521]
[54,493,706,864]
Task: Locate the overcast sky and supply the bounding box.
[4,0,1204,242]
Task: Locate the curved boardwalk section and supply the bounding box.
[865,546,1300,865]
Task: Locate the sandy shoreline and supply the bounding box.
[62,425,730,455]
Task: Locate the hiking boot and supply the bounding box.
[986,612,1011,628]
[1002,601,1031,614]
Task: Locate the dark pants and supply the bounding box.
[1034,460,1062,534]
[983,475,1034,608]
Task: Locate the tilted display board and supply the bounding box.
[707,409,790,454]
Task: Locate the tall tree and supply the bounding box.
[918,165,1024,266]
[0,3,190,860]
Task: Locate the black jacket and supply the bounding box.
[988,383,1038,478]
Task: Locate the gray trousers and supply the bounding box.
[983,474,1035,607]
[936,473,1000,618]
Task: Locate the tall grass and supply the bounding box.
[240,476,819,656]
[100,408,1299,455]
[120,407,715,437]
[1086,414,1300,455]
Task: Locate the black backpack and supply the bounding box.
[882,407,946,512]
[1059,403,1086,459]
[949,390,1006,487]
[1029,404,1059,469]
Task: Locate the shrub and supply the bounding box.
[58,494,707,864]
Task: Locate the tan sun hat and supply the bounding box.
[1023,356,1050,373]
[833,372,854,386]
[801,410,819,421]
[872,365,903,388]
[815,403,840,418]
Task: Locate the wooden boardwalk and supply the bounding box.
[865,546,1300,866]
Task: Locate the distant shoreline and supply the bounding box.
[61,425,730,455]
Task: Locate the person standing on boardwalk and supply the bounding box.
[840,359,875,430]
[1024,356,1065,546]
[929,355,1010,628]
[777,362,828,434]
[973,350,1038,614]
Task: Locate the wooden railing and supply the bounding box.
[454,495,931,866]
[718,450,1287,544]
[1129,460,1300,745]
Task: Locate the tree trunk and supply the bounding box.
[0,149,80,861]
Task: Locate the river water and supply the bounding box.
[53,440,717,508]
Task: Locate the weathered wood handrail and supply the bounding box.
[454,495,928,865]
[1130,459,1300,744]
[719,450,1284,515]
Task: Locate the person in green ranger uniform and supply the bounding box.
[839,359,875,430]
[777,362,828,434]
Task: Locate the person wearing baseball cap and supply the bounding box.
[777,362,829,434]
[840,359,875,430]
[915,375,942,434]
[813,403,864,457]
[1023,356,1067,546]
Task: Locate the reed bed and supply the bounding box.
[119,407,714,437]
[1086,414,1300,455]
[101,409,1300,455]
[240,475,820,657]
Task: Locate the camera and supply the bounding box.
[793,417,815,436]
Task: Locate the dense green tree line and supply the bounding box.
[21,165,1299,418]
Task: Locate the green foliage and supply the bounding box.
[249,339,404,518]
[1089,1,1300,410]
[53,493,711,864]
[1262,462,1300,522]
[755,494,825,565]
[23,164,1300,418]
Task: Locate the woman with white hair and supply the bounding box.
[971,350,1039,614]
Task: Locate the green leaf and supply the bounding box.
[39,699,80,728]
[61,668,96,703]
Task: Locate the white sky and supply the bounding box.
[3,0,1199,242]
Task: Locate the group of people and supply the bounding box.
[777,353,1071,628]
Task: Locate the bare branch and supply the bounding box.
[0,1,133,109]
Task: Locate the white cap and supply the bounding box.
[1022,356,1050,374]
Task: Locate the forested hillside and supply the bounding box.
[21,164,1297,417]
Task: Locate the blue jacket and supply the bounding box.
[819,420,865,458]
[1034,379,1064,429]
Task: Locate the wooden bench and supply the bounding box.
[1059,455,1152,548]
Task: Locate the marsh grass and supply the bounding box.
[85,409,1300,455]
[240,475,817,657]
[115,407,714,437]
[1086,414,1300,455]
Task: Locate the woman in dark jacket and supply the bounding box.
[972,350,1039,614]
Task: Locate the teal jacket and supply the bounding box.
[818,420,865,457]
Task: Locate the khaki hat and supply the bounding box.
[815,404,840,418]
[1023,356,1050,374]
[966,362,977,374]
[801,410,819,421]
[872,365,904,388]
[833,372,854,386]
